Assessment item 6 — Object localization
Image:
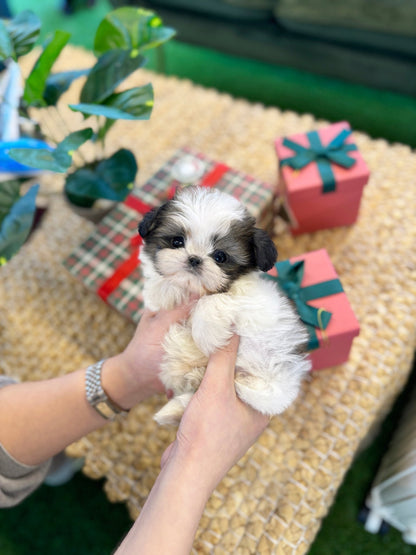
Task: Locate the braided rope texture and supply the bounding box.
[1,48,415,554]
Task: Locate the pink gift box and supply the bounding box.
[275,121,370,234]
[267,248,360,370]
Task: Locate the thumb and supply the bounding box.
[161,442,175,469]
[164,298,196,321]
[144,298,196,330]
[203,334,240,387]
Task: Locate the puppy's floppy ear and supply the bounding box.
[138,207,159,238]
[253,228,277,271]
[139,202,170,238]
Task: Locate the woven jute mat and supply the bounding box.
[1,47,416,554]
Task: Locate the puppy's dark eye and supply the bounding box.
[213,250,227,264]
[171,236,185,248]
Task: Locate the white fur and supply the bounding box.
[139,187,311,425]
[172,186,246,246]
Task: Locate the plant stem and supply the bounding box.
[51,106,89,166]
[155,45,166,73]
[96,115,106,157]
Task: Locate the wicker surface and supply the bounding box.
[1,47,416,554]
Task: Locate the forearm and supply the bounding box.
[0,306,193,469]
[0,368,105,466]
[115,452,212,555]
[0,355,144,467]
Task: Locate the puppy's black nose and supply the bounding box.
[188,256,202,268]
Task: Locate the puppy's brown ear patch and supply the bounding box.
[138,207,160,238]
[253,228,277,272]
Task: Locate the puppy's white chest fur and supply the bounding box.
[138,186,310,426]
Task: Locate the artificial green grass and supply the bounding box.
[3,1,416,553]
[0,474,132,554]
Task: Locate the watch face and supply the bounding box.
[96,401,116,420]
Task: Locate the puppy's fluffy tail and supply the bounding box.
[234,354,311,416]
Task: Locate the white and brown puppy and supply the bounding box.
[138,186,311,426]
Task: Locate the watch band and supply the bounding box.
[85,360,128,420]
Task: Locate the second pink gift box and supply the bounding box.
[266,248,360,370]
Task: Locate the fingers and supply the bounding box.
[203,334,240,387]
[142,300,195,329]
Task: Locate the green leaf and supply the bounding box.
[23,29,71,107]
[69,103,137,120]
[0,19,13,61]
[65,148,137,206]
[7,148,65,172]
[7,10,41,59]
[53,128,93,168]
[70,83,154,121]
[80,48,146,104]
[0,184,39,262]
[96,148,137,192]
[43,69,90,106]
[0,180,21,225]
[64,170,103,207]
[104,84,154,117]
[93,84,154,141]
[8,128,93,173]
[94,7,176,57]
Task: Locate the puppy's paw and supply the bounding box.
[154,393,193,427]
[191,295,234,356]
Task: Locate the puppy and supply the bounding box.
[138,186,311,426]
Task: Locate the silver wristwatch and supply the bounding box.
[85,359,128,420]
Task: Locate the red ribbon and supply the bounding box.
[97,235,143,300]
[97,161,229,302]
[97,198,151,301]
[124,196,153,214]
[201,163,229,187]
[165,162,229,199]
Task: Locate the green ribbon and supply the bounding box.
[264,259,344,350]
[280,128,357,193]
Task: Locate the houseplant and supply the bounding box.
[0,7,175,261]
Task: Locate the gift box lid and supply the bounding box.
[275,121,370,202]
[63,147,275,323]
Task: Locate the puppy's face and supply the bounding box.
[139,187,277,295]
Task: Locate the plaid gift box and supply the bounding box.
[275,121,370,235]
[266,248,360,370]
[64,147,275,323]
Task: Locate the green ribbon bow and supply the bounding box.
[280,128,357,193]
[264,259,344,350]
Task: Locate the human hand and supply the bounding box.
[161,335,269,495]
[114,336,269,555]
[102,303,194,410]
